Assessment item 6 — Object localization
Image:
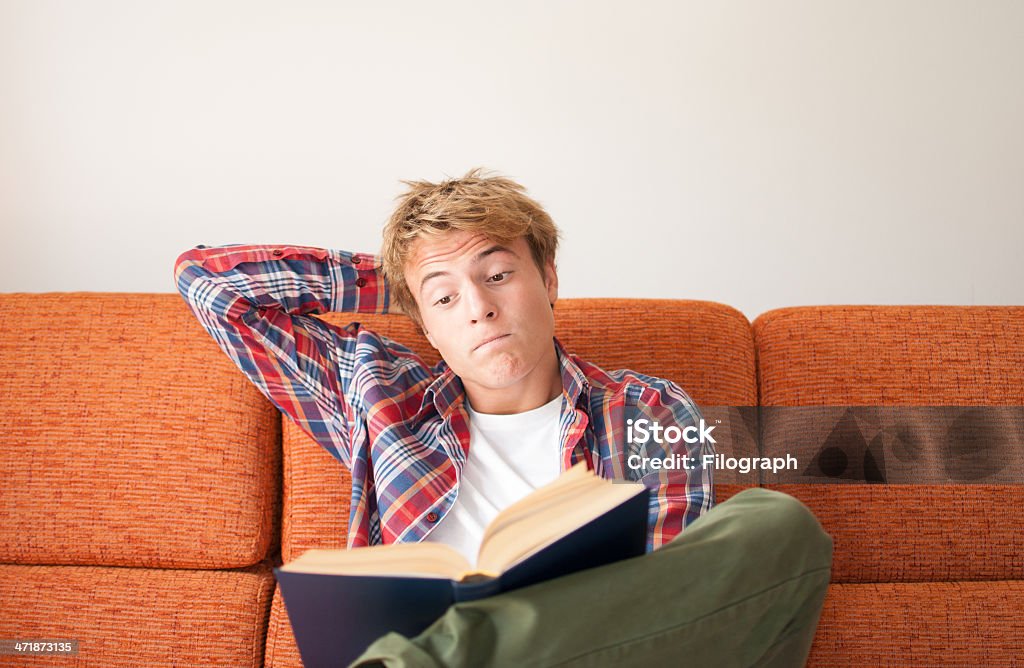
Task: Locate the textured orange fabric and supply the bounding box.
[279,417,354,565]
[807,582,1024,667]
[0,563,276,667]
[266,584,306,668]
[765,484,1024,583]
[754,307,1024,586]
[554,299,757,406]
[265,299,758,667]
[754,306,1024,406]
[0,293,282,568]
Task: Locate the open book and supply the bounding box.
[274,463,650,668]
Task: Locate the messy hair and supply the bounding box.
[381,168,560,325]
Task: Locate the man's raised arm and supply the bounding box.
[173,244,401,467]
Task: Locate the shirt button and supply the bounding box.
[426,512,439,523]
[351,255,361,265]
[355,277,367,288]
[272,249,283,257]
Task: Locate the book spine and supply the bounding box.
[451,578,503,602]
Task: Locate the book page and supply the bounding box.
[280,542,472,579]
[476,465,646,573]
[477,464,596,549]
[277,464,641,581]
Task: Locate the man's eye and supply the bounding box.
[434,296,452,306]
[488,272,507,282]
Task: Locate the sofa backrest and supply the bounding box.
[754,305,1024,583]
[0,293,281,567]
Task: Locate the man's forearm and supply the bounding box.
[173,243,392,317]
[172,243,398,470]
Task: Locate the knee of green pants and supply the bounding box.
[722,488,833,573]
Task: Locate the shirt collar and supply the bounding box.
[422,364,462,419]
[554,336,591,410]
[420,336,591,419]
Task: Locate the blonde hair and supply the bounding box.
[381,168,560,325]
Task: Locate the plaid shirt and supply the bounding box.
[174,244,714,553]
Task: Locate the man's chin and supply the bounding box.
[467,358,529,391]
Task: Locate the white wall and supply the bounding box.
[1,0,1021,319]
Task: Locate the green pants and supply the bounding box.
[351,488,833,667]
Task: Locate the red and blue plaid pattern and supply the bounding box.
[174,244,713,552]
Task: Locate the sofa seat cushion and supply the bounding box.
[765,484,1024,583]
[807,581,1024,667]
[265,583,306,668]
[0,563,275,666]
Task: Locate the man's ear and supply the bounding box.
[544,260,559,308]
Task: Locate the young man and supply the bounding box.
[175,169,832,667]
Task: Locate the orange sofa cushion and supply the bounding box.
[808,582,1024,667]
[754,306,1024,406]
[0,294,281,569]
[754,306,1024,583]
[0,563,275,667]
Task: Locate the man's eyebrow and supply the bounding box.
[476,244,517,262]
[418,245,518,294]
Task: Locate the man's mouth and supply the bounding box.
[473,334,510,351]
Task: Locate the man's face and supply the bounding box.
[404,230,560,412]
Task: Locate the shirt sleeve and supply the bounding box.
[173,243,401,468]
[638,381,715,552]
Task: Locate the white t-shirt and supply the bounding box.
[420,394,563,564]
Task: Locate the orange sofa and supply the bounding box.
[1,295,1020,666]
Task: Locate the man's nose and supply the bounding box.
[466,285,497,324]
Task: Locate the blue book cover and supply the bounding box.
[274,473,649,668]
